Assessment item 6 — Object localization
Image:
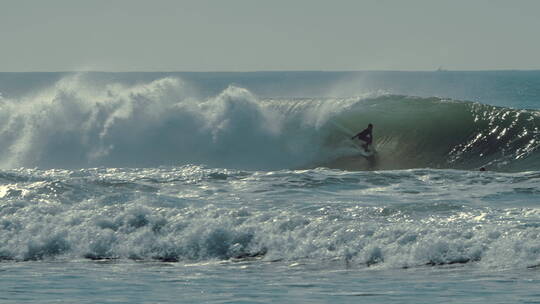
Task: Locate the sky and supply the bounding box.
[1,0,540,72]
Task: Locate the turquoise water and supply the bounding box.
[0,71,539,303]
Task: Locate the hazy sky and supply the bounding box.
[1,0,540,71]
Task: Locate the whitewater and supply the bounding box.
[0,71,539,303]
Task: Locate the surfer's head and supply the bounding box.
[368,123,373,129]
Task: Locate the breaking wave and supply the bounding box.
[0,166,539,269]
[0,75,539,171]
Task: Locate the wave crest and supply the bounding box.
[1,76,539,171]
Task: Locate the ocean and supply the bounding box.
[0,71,539,303]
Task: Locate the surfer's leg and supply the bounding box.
[356,139,369,151]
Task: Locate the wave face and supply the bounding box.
[317,95,540,171]
[1,75,539,171]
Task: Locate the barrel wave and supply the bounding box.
[1,75,539,171]
[318,95,540,171]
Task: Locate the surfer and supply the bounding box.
[351,123,373,151]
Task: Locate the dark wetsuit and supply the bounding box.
[352,128,373,145]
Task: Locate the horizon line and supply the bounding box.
[1,68,540,73]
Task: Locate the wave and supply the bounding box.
[316,95,540,171]
[0,75,539,171]
[0,166,539,269]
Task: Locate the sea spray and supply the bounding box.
[1,76,539,171]
[0,76,298,169]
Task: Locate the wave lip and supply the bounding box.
[316,95,540,171]
[0,76,288,169]
[1,74,539,171]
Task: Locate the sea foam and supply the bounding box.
[0,166,539,270]
[1,75,539,171]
